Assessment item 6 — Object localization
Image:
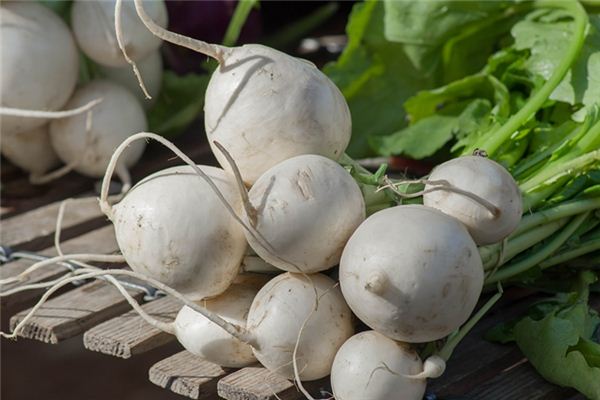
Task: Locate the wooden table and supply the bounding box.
[1,130,594,400]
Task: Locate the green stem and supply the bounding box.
[481,218,568,270]
[539,237,600,268]
[438,284,504,361]
[486,212,590,283]
[222,0,259,47]
[514,197,600,235]
[474,0,588,156]
[520,150,600,192]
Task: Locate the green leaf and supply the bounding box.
[148,72,210,138]
[324,0,436,157]
[508,272,600,399]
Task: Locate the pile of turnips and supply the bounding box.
[1,2,524,400]
[0,0,167,186]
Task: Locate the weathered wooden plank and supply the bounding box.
[217,367,295,400]
[0,225,119,310]
[148,351,228,400]
[9,280,143,344]
[84,295,179,358]
[1,195,106,250]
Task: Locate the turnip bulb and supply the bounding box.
[339,205,483,343]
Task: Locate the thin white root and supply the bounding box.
[0,272,76,297]
[0,99,102,119]
[0,254,124,286]
[114,0,152,99]
[378,177,501,218]
[403,355,446,379]
[132,0,227,63]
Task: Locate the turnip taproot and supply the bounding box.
[121,0,351,184]
[1,2,79,135]
[100,50,163,108]
[423,155,522,245]
[72,0,167,67]
[340,205,483,343]
[331,331,437,400]
[49,80,147,186]
[241,154,365,273]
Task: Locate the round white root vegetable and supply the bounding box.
[49,80,147,179]
[423,155,522,245]
[126,0,351,184]
[340,205,483,343]
[72,0,167,67]
[100,50,163,108]
[174,275,267,368]
[110,165,247,300]
[247,272,354,381]
[0,2,79,135]
[1,125,60,175]
[331,331,428,400]
[243,154,365,273]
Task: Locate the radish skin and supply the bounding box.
[331,331,427,400]
[247,272,354,381]
[174,275,267,368]
[1,125,60,175]
[424,156,522,245]
[126,0,351,184]
[49,80,146,179]
[100,50,163,108]
[72,0,167,67]
[110,165,247,300]
[340,205,483,343]
[244,154,365,273]
[0,2,79,135]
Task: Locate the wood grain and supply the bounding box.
[148,351,228,400]
[9,280,143,344]
[84,296,179,358]
[1,225,119,310]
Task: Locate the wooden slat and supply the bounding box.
[0,225,119,310]
[217,367,295,400]
[148,351,228,400]
[1,195,106,250]
[9,280,143,344]
[84,296,179,358]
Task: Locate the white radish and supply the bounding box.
[100,50,163,108]
[331,331,433,400]
[246,272,354,381]
[49,80,147,183]
[174,275,267,368]
[72,0,167,67]
[340,205,483,343]
[0,2,79,135]
[423,155,522,245]
[107,164,247,300]
[242,154,365,274]
[123,0,351,184]
[1,125,60,175]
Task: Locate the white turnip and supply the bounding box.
[1,125,60,176]
[423,155,522,245]
[242,154,365,274]
[339,205,483,343]
[122,0,352,184]
[0,2,79,135]
[72,0,167,67]
[49,80,147,184]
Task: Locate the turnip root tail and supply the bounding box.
[402,355,446,379]
[0,99,102,119]
[114,0,151,99]
[378,177,501,218]
[128,0,226,64]
[0,268,257,346]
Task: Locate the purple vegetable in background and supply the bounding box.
[164,0,261,74]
